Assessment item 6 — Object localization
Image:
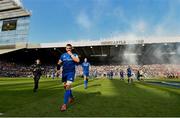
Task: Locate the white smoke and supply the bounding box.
[122,46,138,65]
[169,45,180,64]
[102,34,141,65]
[151,44,180,64]
[152,46,164,64]
[120,34,139,65]
[177,45,180,55]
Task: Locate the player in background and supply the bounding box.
[93,68,97,78]
[56,64,61,78]
[120,69,124,80]
[57,44,80,112]
[127,66,133,84]
[137,67,144,81]
[51,69,55,79]
[32,59,42,92]
[110,70,113,79]
[82,58,90,89]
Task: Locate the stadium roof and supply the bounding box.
[38,36,180,49]
[0,36,180,55]
[0,0,31,20]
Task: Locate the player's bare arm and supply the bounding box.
[67,51,80,63]
[58,60,62,65]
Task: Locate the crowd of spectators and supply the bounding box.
[0,61,32,77]
[90,64,180,79]
[0,61,179,79]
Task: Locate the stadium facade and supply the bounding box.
[0,0,31,52]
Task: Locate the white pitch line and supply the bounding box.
[67,80,94,90]
[162,81,180,86]
[71,80,92,89]
[71,84,84,90]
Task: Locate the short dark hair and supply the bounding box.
[66,44,72,47]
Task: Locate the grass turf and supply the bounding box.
[0,77,180,117]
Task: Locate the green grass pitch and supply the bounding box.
[0,77,180,117]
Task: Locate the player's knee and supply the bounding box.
[65,81,72,90]
[65,85,71,90]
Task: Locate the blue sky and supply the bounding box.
[22,0,180,43]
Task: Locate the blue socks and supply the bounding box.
[64,89,74,104]
[64,90,71,104]
[84,80,86,88]
[84,80,88,89]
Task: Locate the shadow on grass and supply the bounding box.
[140,82,180,96]
[108,79,180,117]
[88,84,101,88]
[0,79,180,117]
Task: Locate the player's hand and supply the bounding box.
[67,51,73,56]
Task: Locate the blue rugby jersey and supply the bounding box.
[60,53,78,73]
[82,62,90,74]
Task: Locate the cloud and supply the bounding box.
[126,20,148,36]
[153,0,180,36]
[108,0,180,39]
[76,11,92,30]
[75,0,180,41]
[92,0,109,19]
[135,20,147,33]
[154,25,165,36]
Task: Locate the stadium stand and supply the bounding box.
[0,60,179,78]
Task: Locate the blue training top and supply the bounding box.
[60,52,78,73]
[127,68,132,76]
[82,62,90,74]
